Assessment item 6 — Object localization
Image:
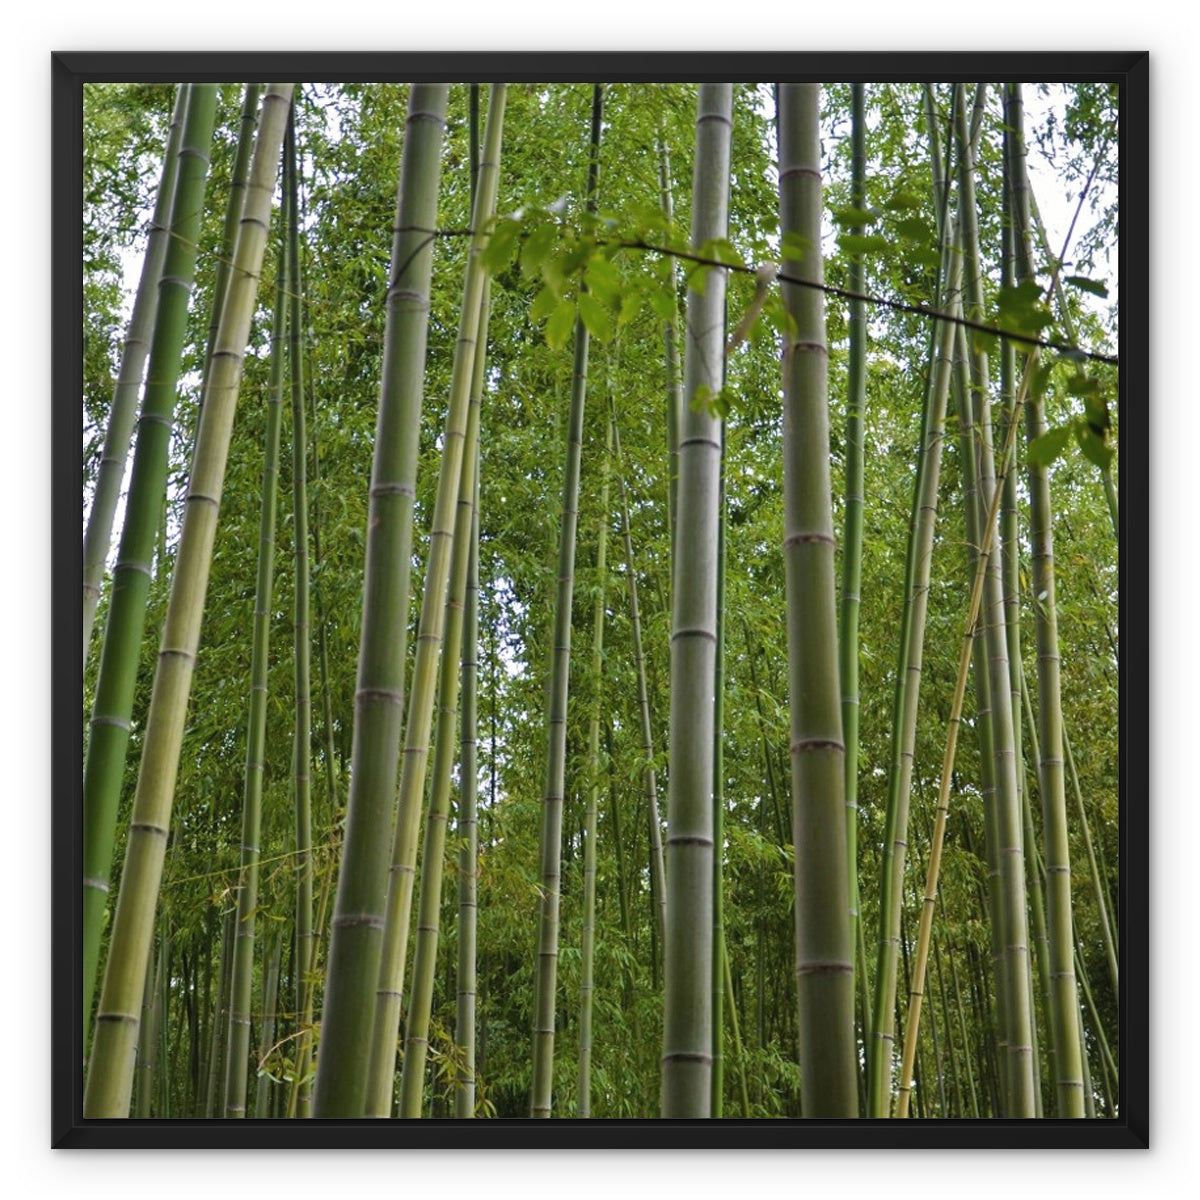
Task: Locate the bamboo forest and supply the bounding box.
[77,73,1123,1126]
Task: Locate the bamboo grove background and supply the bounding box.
[79,77,1119,1121]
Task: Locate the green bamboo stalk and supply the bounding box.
[200,85,263,401]
[254,931,282,1119]
[82,83,218,1055]
[83,85,187,665]
[951,317,1011,1107]
[1062,724,1119,995]
[841,83,867,1027]
[777,81,857,1118]
[659,135,683,558]
[287,846,334,1118]
[1007,83,1085,1116]
[310,83,450,1119]
[283,110,316,1121]
[711,424,726,1119]
[134,921,166,1118]
[954,87,1035,1116]
[661,82,731,1120]
[895,345,1034,1119]
[363,88,504,1119]
[396,275,492,1119]
[577,409,612,1119]
[455,84,483,1121]
[530,84,602,1119]
[222,165,290,1119]
[455,467,482,1119]
[722,930,751,1117]
[868,220,962,1119]
[611,406,666,948]
[205,908,235,1117]
[83,83,294,1120]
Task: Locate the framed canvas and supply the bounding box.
[54,49,1147,1149]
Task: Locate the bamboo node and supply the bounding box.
[96,1011,140,1026]
[83,876,110,892]
[784,530,835,548]
[796,959,853,976]
[130,821,170,839]
[91,713,132,731]
[670,626,717,643]
[666,834,714,848]
[779,165,821,182]
[332,913,385,930]
[662,1050,713,1064]
[790,737,845,754]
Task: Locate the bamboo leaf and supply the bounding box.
[545,298,577,350]
[482,217,521,274]
[578,292,613,342]
[1064,274,1109,298]
[520,221,559,279]
[1074,421,1114,469]
[1027,423,1073,467]
[831,205,878,227]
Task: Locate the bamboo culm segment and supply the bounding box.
[777,81,858,1118]
[312,83,451,1119]
[82,83,217,1056]
[82,84,187,666]
[578,408,612,1118]
[361,85,505,1119]
[222,159,290,1118]
[869,221,962,1116]
[530,84,602,1119]
[397,277,491,1118]
[83,84,294,1119]
[661,82,731,1120]
[895,345,1037,1119]
[455,83,483,1121]
[1007,82,1085,1116]
[954,86,1036,1117]
[285,111,317,1119]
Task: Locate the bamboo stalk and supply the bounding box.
[869,219,962,1117]
[841,83,868,1035]
[778,81,857,1118]
[311,83,451,1118]
[222,160,290,1118]
[396,273,492,1119]
[82,84,218,1054]
[895,341,1036,1119]
[83,85,187,665]
[530,84,601,1119]
[661,82,731,1120]
[577,407,612,1119]
[454,81,484,1124]
[1007,82,1086,1116]
[611,407,667,948]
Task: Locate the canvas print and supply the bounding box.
[70,61,1133,1137]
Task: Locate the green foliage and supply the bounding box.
[81,79,1119,1121]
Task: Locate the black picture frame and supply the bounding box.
[54,50,1147,1149]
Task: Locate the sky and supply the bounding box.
[7,5,1193,1198]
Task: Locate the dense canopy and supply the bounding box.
[79,76,1120,1123]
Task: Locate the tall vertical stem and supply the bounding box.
[530,84,602,1118]
[82,84,217,1053]
[222,156,290,1118]
[1007,82,1085,1116]
[777,81,857,1118]
[83,85,187,664]
[311,84,450,1118]
[87,86,298,1121]
[577,407,612,1118]
[661,82,731,1120]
